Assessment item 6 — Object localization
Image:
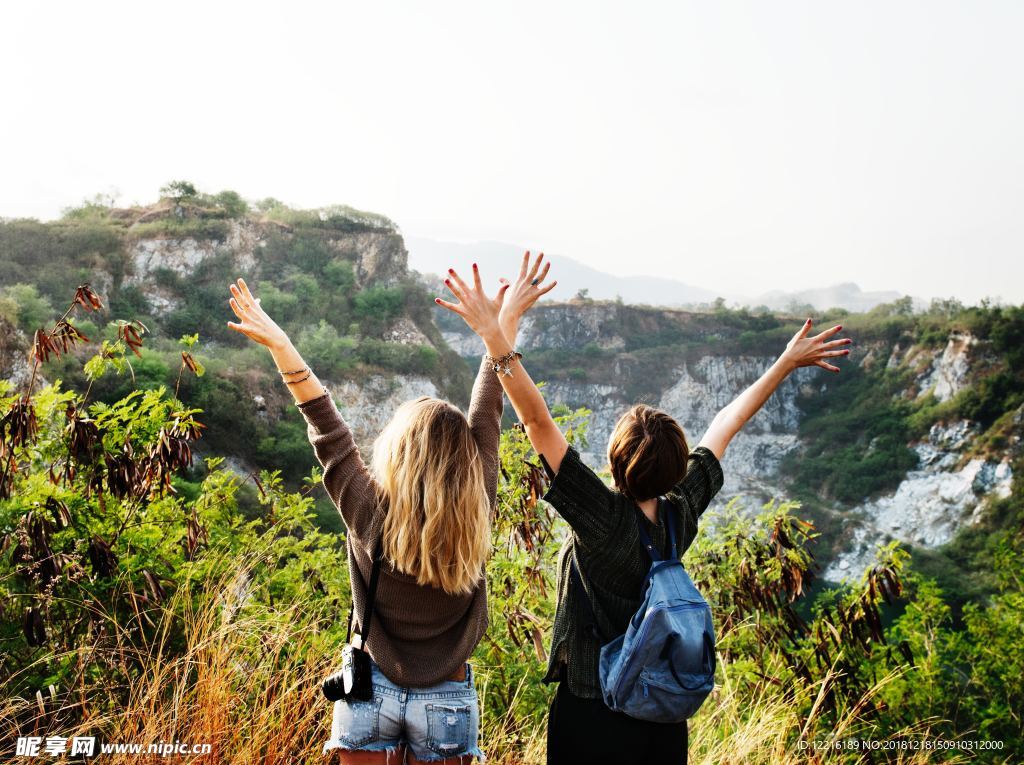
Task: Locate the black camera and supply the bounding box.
[322,643,373,702]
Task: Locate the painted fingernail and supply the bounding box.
[473,262,478,269]
[837,325,843,330]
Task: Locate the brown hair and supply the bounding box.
[373,396,491,595]
[606,404,689,501]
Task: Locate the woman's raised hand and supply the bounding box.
[780,318,852,373]
[497,251,557,331]
[434,263,509,338]
[226,277,289,349]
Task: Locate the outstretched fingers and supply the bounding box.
[536,260,551,284]
[527,252,545,282]
[821,336,853,350]
[447,268,471,298]
[811,323,844,342]
[434,296,465,315]
[228,295,252,322]
[237,277,256,303]
[495,281,510,304]
[815,359,841,373]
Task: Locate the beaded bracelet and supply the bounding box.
[485,350,523,377]
[278,365,309,376]
[284,369,312,384]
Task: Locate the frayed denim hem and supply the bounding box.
[322,740,485,761]
[322,739,403,755]
[408,744,486,762]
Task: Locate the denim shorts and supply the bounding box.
[322,658,484,762]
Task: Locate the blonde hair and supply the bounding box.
[372,396,491,596]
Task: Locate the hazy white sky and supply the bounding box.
[2,1,1022,304]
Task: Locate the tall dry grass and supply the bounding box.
[2,561,970,764]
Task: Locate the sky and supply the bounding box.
[2,1,1022,305]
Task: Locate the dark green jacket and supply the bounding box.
[539,444,724,699]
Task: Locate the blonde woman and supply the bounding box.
[225,259,554,764]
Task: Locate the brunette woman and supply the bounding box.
[436,254,851,765]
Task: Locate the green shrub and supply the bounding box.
[354,286,405,322]
[130,218,231,241]
[0,283,54,334]
[295,320,358,375]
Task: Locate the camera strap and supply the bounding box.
[347,536,384,649]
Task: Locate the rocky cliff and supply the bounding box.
[442,306,1019,584]
[4,199,1018,585]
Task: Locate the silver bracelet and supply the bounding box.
[485,350,522,377]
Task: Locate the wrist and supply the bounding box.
[480,328,512,356]
[499,316,519,341]
[775,354,797,374]
[267,335,294,355]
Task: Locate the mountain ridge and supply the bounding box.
[407,236,908,313]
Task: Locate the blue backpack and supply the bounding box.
[570,498,716,723]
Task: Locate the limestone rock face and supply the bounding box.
[823,418,1013,582]
[539,354,814,514]
[384,318,431,346]
[916,332,977,402]
[441,305,1018,583]
[517,305,627,351]
[342,232,408,287]
[0,317,38,389]
[326,375,440,450]
[121,219,407,312]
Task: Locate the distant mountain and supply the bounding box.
[751,282,906,313]
[406,238,720,307]
[406,237,909,313]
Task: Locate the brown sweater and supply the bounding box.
[295,357,503,687]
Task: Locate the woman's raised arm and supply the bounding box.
[226,278,381,546]
[435,253,569,473]
[227,277,328,405]
[696,317,852,461]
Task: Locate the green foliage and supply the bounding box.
[354,285,405,322]
[295,320,358,375]
[260,201,396,233]
[954,370,1023,428]
[159,179,199,201]
[356,339,438,375]
[0,219,123,309]
[0,283,55,334]
[130,218,232,241]
[783,363,919,503]
[474,405,591,734]
[211,189,248,217]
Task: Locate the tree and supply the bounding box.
[159,180,198,202]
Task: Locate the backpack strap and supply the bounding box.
[635,497,678,562]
